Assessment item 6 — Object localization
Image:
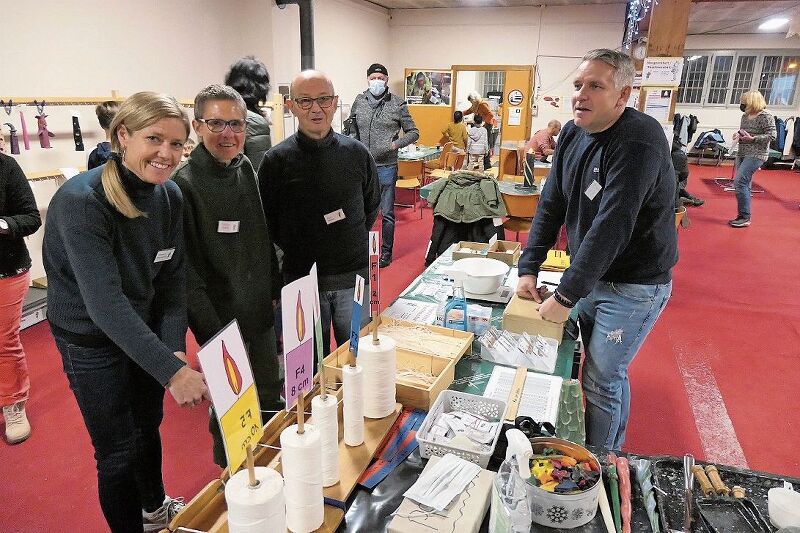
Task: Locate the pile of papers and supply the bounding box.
[425,410,499,452]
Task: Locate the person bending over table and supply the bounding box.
[43,92,209,533]
[516,49,677,451]
[525,119,561,161]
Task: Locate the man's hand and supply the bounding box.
[538,295,571,323]
[167,366,209,408]
[516,274,545,303]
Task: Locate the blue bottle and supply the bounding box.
[444,271,469,331]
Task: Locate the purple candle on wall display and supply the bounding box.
[3,123,20,155]
[20,111,30,150]
[34,100,54,149]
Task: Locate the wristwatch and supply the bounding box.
[0,219,9,234]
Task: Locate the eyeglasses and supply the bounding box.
[292,95,336,110]
[196,118,246,133]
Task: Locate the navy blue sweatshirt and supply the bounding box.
[519,108,678,303]
[258,129,380,290]
[43,157,186,386]
[0,154,42,277]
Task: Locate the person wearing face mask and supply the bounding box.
[729,91,776,228]
[517,49,677,452]
[344,63,419,268]
[43,92,209,532]
[172,84,283,468]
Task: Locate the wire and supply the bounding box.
[688,2,800,35]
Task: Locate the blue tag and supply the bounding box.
[349,275,365,358]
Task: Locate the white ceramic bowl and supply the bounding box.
[769,487,800,528]
[452,257,510,295]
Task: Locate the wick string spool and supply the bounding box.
[343,364,365,446]
[280,424,324,533]
[358,334,396,419]
[311,394,340,487]
[225,466,286,533]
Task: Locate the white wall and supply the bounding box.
[680,33,800,144]
[387,5,626,136]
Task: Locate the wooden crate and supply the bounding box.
[487,240,521,266]
[452,241,490,261]
[323,315,473,410]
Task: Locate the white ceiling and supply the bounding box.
[368,0,800,35]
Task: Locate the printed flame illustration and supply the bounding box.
[222,340,243,395]
[296,291,306,342]
[371,233,378,255]
[356,282,362,304]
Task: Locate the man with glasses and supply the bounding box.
[344,63,419,268]
[259,70,379,357]
[173,84,283,467]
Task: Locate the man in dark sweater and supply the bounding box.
[517,49,677,451]
[259,70,379,355]
[173,84,283,467]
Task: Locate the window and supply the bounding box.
[482,71,505,97]
[677,50,799,108]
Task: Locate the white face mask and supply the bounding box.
[369,79,387,97]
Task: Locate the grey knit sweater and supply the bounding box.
[738,110,776,161]
[344,90,419,166]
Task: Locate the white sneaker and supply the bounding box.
[142,496,185,532]
[3,401,31,444]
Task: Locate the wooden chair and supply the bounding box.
[444,150,465,171]
[501,192,539,241]
[396,159,424,219]
[423,141,453,183]
[675,206,686,229]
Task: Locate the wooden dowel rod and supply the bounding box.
[297,393,305,435]
[246,445,257,487]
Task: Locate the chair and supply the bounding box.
[675,206,686,229]
[396,159,424,219]
[501,192,539,241]
[444,150,465,171]
[424,141,453,182]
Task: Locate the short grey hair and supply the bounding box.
[193,84,247,120]
[582,49,636,90]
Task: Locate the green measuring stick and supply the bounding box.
[608,464,622,533]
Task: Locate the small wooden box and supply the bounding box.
[487,240,521,266]
[323,315,473,410]
[502,293,564,343]
[452,241,490,261]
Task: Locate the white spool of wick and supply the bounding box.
[225,466,286,533]
[280,423,324,533]
[311,393,340,487]
[342,364,365,446]
[359,334,397,419]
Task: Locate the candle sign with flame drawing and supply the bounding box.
[281,273,315,410]
[196,319,263,472]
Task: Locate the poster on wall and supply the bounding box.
[404,69,452,105]
[642,57,684,86]
[643,88,673,123]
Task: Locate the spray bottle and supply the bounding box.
[443,270,469,331]
[490,429,533,533]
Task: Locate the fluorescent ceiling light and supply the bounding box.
[759,18,789,30]
[688,55,701,61]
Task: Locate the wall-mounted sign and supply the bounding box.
[507,89,524,106]
[642,57,684,86]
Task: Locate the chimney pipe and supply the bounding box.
[276,0,315,70]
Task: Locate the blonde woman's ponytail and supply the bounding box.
[101,156,145,219]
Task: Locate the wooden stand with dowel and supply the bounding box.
[297,393,305,435]
[246,445,258,488]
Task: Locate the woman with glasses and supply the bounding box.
[174,84,283,467]
[225,56,272,172]
[43,92,209,533]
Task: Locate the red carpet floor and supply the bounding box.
[2,167,799,531]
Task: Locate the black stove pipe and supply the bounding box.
[276,0,315,70]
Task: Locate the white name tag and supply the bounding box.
[584,179,602,200]
[217,220,240,233]
[324,209,346,225]
[154,248,175,263]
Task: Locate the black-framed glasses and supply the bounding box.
[292,95,336,110]
[196,118,246,133]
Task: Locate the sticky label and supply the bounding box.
[154,248,175,263]
[584,179,602,200]
[324,209,346,225]
[217,220,240,233]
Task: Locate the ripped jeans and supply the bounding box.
[575,280,672,450]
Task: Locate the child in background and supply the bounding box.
[441,110,468,151]
[465,114,488,170]
[182,138,196,161]
[87,101,120,170]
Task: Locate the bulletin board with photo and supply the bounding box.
[404,69,452,105]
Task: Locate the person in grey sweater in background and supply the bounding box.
[729,90,776,228]
[344,63,419,268]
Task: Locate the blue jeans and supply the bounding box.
[734,156,763,218]
[575,280,672,450]
[378,165,398,257]
[319,284,371,357]
[54,336,167,532]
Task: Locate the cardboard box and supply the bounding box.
[487,240,521,266]
[452,241,490,261]
[323,315,473,410]
[502,292,564,343]
[387,456,495,533]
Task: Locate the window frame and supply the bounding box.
[677,49,800,109]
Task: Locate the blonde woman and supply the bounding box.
[43,92,209,532]
[730,91,776,227]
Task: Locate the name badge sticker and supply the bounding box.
[217,220,240,233]
[584,180,602,201]
[154,248,175,263]
[324,209,346,225]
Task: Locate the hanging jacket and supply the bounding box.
[783,117,795,158]
[793,117,800,153]
[693,129,725,150]
[771,116,786,151]
[427,171,507,223]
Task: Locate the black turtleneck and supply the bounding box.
[258,128,380,290]
[172,143,280,345]
[43,156,186,386]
